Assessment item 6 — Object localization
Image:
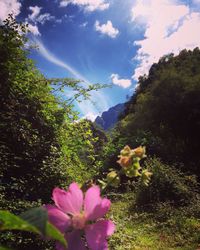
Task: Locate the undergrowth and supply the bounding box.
[108,193,200,250]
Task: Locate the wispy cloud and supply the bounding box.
[59,0,109,12]
[80,21,88,28]
[28,23,41,36]
[34,39,109,119]
[28,6,41,22]
[36,13,55,25]
[35,39,88,81]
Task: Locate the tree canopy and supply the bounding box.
[110,48,200,176]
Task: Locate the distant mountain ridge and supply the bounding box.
[95,103,125,130]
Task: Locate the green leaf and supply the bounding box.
[0,210,39,233]
[46,222,67,247]
[20,207,67,247]
[20,207,47,235]
[0,209,67,248]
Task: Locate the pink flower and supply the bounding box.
[45,183,115,250]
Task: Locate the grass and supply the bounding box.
[107,193,200,250]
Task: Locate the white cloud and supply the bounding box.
[82,112,97,121]
[28,24,41,36]
[131,0,200,80]
[35,39,90,81]
[34,39,109,117]
[111,74,132,88]
[193,0,200,4]
[59,0,109,11]
[28,5,54,24]
[36,13,55,25]
[0,0,21,21]
[28,6,42,22]
[27,6,55,35]
[55,19,62,24]
[80,21,88,28]
[95,20,119,38]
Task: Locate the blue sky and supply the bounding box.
[1,0,200,120]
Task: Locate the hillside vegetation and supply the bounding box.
[101,48,200,249]
[0,16,200,249]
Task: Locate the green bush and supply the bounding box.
[135,157,199,208]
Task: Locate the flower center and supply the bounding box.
[72,213,86,230]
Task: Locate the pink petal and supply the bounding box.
[53,183,83,215]
[45,205,71,233]
[84,185,111,221]
[85,220,115,250]
[67,230,87,250]
[56,242,66,250]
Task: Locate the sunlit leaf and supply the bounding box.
[0,210,39,233]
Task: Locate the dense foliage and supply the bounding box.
[108,48,200,177]
[0,16,106,249]
[135,157,199,208]
[100,48,200,249]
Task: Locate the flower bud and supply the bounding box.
[141,169,152,186]
[124,167,141,178]
[106,171,120,187]
[132,146,146,159]
[120,145,131,156]
[132,158,141,171]
[117,156,132,168]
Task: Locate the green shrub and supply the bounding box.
[135,157,199,208]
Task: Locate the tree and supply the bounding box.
[108,48,200,176]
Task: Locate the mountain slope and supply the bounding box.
[95,103,124,130]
